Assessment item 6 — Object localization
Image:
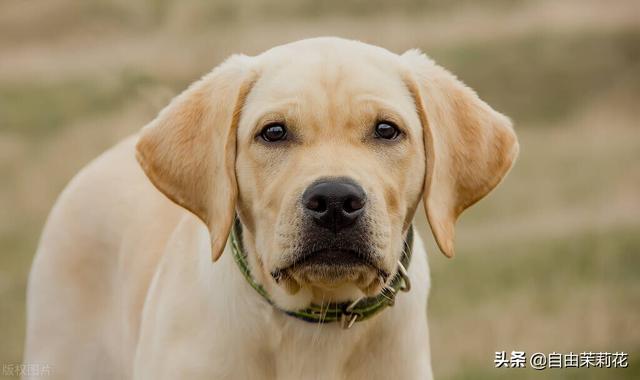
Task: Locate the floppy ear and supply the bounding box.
[402,50,519,258]
[136,55,256,261]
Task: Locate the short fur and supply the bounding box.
[24,37,518,380]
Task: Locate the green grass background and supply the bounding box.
[1,0,639,378]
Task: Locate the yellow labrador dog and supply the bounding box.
[24,37,518,379]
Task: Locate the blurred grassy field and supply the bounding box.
[1,0,639,378]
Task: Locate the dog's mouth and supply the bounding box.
[294,248,375,268]
[271,249,389,295]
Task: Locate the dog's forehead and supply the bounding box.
[256,39,406,100]
[238,39,418,138]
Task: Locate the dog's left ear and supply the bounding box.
[402,50,519,258]
[136,55,256,261]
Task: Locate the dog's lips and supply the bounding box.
[294,249,374,268]
[272,249,389,293]
[277,249,378,275]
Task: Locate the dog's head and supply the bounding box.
[136,38,518,309]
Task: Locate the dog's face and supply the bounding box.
[235,44,425,304]
[136,38,518,310]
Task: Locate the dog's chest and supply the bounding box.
[245,314,388,380]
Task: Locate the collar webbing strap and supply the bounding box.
[230,219,413,327]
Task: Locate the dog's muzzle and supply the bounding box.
[268,177,384,290]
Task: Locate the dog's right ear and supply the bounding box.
[136,55,257,261]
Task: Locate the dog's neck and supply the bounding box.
[197,224,432,379]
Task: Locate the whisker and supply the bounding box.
[312,295,326,346]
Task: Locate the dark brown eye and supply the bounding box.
[260,123,287,142]
[374,121,400,140]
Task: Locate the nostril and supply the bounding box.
[343,196,365,213]
[306,195,328,213]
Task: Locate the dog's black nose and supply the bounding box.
[302,178,366,232]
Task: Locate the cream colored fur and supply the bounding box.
[24,37,517,379]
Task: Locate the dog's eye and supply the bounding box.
[260,123,287,142]
[374,121,400,140]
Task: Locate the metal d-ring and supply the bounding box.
[341,297,364,329]
[341,313,359,329]
[397,260,411,292]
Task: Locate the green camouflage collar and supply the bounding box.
[230,219,413,329]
